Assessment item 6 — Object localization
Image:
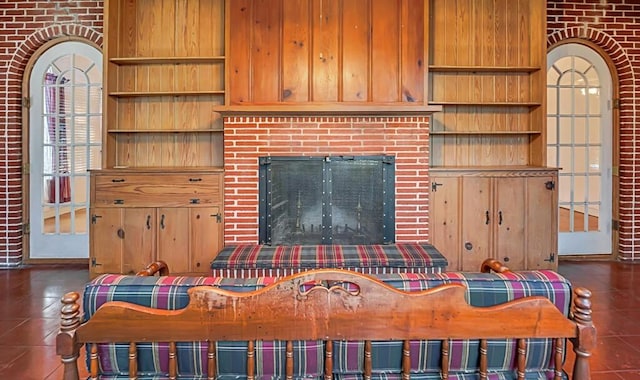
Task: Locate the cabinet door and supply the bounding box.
[121,208,156,274]
[461,177,492,271]
[526,175,558,270]
[493,177,526,269]
[90,207,123,277]
[90,207,155,277]
[429,176,461,270]
[157,208,191,274]
[190,207,224,275]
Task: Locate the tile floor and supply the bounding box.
[0,261,638,379]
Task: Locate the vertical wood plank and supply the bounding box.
[341,0,370,102]
[429,0,448,66]
[282,0,311,102]
[429,176,461,269]
[455,0,471,165]
[312,0,340,101]
[371,0,399,102]
[252,0,282,102]
[494,177,526,268]
[157,208,190,272]
[400,0,424,103]
[228,0,253,103]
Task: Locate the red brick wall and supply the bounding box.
[2,1,640,265]
[547,0,640,260]
[223,116,430,244]
[0,1,103,266]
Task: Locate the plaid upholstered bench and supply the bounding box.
[57,262,595,379]
[210,243,448,277]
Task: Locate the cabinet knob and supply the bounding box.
[117,228,125,239]
[464,242,473,251]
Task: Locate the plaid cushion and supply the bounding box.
[210,243,448,277]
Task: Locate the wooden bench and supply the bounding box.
[57,261,595,379]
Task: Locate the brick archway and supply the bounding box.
[548,28,638,260]
[1,24,102,266]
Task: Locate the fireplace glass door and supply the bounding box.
[259,156,395,245]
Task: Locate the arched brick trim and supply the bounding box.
[548,28,638,261]
[1,25,103,267]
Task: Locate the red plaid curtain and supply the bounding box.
[44,72,71,203]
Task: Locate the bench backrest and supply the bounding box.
[58,269,593,380]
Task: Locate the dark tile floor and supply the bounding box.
[0,261,638,379]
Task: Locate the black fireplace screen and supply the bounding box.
[259,156,395,245]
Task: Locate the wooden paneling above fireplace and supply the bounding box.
[227,0,429,108]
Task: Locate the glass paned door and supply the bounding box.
[29,41,102,259]
[547,44,612,255]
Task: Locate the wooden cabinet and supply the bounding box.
[103,0,226,168]
[430,168,558,271]
[89,169,224,277]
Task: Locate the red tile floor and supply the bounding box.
[0,261,638,379]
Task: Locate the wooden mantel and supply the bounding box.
[212,103,442,117]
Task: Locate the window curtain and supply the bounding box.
[44,72,71,204]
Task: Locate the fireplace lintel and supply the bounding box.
[212,104,442,116]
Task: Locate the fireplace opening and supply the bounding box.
[259,156,395,245]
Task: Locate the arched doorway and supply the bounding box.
[26,40,102,260]
[547,43,614,255]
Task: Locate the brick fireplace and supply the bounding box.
[222,115,431,245]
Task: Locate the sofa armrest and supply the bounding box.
[480,258,511,273]
[136,261,170,276]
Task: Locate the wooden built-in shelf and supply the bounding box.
[109,90,225,98]
[429,101,541,107]
[429,165,559,173]
[107,129,224,133]
[212,104,443,116]
[430,130,541,135]
[428,65,540,73]
[109,56,225,65]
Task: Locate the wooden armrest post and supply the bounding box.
[480,258,511,273]
[136,260,170,276]
[56,292,82,380]
[570,287,596,380]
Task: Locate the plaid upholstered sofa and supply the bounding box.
[57,263,595,380]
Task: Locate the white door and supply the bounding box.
[547,44,612,255]
[29,41,102,259]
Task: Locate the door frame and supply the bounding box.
[21,37,102,263]
[547,39,620,258]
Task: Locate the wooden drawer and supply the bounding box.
[92,173,223,207]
